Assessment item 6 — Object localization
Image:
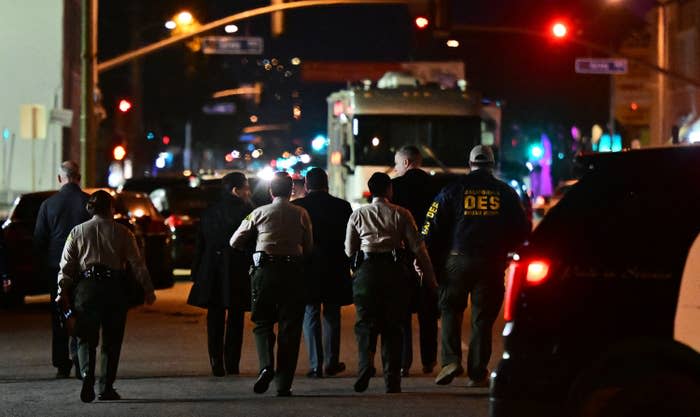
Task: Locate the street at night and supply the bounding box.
[0,281,496,417]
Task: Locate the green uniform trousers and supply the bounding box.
[439,254,505,382]
[250,261,305,392]
[353,256,410,390]
[73,277,128,393]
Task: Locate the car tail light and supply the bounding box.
[504,257,551,321]
[165,215,184,229]
[526,260,550,285]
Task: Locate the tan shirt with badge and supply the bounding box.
[57,215,155,295]
[230,197,313,257]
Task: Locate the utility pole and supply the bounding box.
[80,0,97,186]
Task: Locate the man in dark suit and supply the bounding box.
[391,146,440,376]
[34,161,90,378]
[293,168,353,378]
[187,172,254,376]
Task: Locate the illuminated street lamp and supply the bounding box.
[446,39,459,48]
[414,16,429,30]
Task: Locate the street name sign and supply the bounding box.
[202,36,264,55]
[575,58,628,74]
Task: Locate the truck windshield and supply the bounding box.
[353,115,482,166]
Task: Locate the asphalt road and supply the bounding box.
[0,281,505,417]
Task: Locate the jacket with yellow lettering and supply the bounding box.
[421,169,530,263]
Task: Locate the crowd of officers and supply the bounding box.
[39,144,529,402]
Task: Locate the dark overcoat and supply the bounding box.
[293,191,353,305]
[187,194,253,309]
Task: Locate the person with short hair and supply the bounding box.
[423,145,530,388]
[34,161,90,379]
[187,172,254,376]
[293,168,353,378]
[56,190,156,402]
[230,171,313,397]
[345,172,437,394]
[392,145,441,376]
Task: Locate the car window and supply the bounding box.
[163,187,220,216]
[115,194,161,219]
[9,193,53,222]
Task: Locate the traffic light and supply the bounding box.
[162,135,171,145]
[551,21,568,39]
[113,145,126,161]
[414,16,430,30]
[118,99,132,113]
[529,144,544,160]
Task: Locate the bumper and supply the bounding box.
[489,355,570,417]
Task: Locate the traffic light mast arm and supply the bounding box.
[98,0,410,73]
[450,23,700,89]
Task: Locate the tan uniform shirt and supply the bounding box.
[345,197,436,285]
[57,215,155,295]
[230,197,313,257]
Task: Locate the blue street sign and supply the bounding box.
[575,58,628,74]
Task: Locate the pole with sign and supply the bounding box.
[576,58,629,149]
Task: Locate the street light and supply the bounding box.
[551,22,568,39]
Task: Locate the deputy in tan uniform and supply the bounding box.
[55,190,156,403]
[345,172,437,394]
[230,172,313,397]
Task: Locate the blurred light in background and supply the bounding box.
[312,135,327,152]
[224,24,238,33]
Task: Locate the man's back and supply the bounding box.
[293,191,351,255]
[392,168,437,225]
[34,184,90,267]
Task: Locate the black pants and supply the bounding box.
[251,261,305,392]
[73,276,128,393]
[49,267,78,371]
[207,307,244,373]
[439,254,505,382]
[353,257,410,390]
[400,286,439,371]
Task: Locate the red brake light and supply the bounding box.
[526,260,550,285]
[504,258,551,321]
[165,215,183,229]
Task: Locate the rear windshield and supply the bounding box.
[10,193,53,222]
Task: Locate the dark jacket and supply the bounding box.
[293,191,353,305]
[187,194,254,309]
[391,168,440,227]
[422,169,530,263]
[34,183,90,268]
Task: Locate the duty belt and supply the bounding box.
[80,264,122,281]
[252,252,301,267]
[362,251,396,262]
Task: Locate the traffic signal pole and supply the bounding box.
[97,0,411,74]
[80,0,98,186]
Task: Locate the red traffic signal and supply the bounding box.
[551,22,568,39]
[162,135,171,145]
[414,16,429,30]
[113,145,126,161]
[118,99,132,113]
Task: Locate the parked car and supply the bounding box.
[119,176,189,194]
[531,179,578,220]
[0,189,173,304]
[490,146,700,417]
[149,186,220,268]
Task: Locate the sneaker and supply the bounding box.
[253,368,274,394]
[98,388,121,401]
[324,362,346,376]
[306,368,323,378]
[434,363,464,386]
[80,378,95,403]
[465,377,489,388]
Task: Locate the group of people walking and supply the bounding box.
[188,144,529,396]
[38,143,529,402]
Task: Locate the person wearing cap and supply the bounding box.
[230,172,313,397]
[55,190,156,402]
[392,145,441,376]
[293,167,353,379]
[422,145,530,388]
[187,172,254,376]
[345,172,437,394]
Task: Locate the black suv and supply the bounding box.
[490,146,700,417]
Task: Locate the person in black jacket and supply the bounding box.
[34,161,90,379]
[187,172,254,376]
[293,168,353,378]
[422,145,530,388]
[391,145,440,376]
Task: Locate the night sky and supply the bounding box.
[96,0,657,172]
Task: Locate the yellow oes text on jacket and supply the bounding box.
[463,189,500,216]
